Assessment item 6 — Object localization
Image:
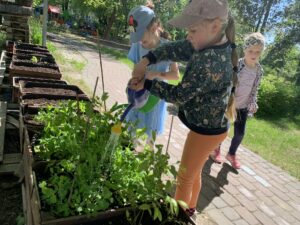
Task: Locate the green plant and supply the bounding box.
[31,56,38,63]
[34,95,182,223]
[29,17,42,45]
[257,74,299,117]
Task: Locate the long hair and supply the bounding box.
[147,17,172,40]
[225,15,238,122]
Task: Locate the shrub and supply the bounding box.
[257,73,299,117]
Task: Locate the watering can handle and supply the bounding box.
[120,104,134,122]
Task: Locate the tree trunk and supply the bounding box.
[255,0,268,32]
[103,7,117,39]
[260,0,274,33]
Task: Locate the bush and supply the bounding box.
[257,73,300,117]
[29,17,42,45]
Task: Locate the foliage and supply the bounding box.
[34,96,181,223]
[29,17,42,45]
[257,73,300,117]
[0,31,6,52]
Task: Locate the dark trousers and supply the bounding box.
[229,108,248,155]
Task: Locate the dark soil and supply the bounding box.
[12,61,59,69]
[15,43,49,53]
[0,127,23,225]
[23,98,68,107]
[0,176,23,225]
[14,49,52,57]
[12,54,56,64]
[22,87,79,96]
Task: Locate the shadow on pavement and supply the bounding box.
[197,158,238,212]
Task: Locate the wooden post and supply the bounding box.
[42,0,48,46]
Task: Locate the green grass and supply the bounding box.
[70,59,86,72]
[229,116,300,179]
[47,42,86,73]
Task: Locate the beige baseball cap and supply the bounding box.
[168,0,229,28]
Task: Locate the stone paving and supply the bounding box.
[50,33,300,225]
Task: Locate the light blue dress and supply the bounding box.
[126,40,172,136]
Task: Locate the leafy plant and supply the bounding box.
[34,96,182,224]
[31,56,38,63]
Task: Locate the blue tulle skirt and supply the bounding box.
[125,99,167,136]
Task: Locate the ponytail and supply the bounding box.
[145,0,154,9]
[225,15,238,122]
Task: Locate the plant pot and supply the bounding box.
[19,81,89,100]
[9,61,62,81]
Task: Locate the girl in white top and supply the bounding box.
[211,32,265,169]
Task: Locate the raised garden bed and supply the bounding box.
[9,61,62,80]
[20,100,195,225]
[12,54,56,65]
[12,77,66,103]
[13,49,52,57]
[14,43,49,54]
[19,82,88,100]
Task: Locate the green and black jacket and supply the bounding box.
[143,39,234,135]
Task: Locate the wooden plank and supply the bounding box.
[3,153,22,164]
[6,114,19,128]
[21,183,27,223]
[7,103,19,109]
[0,163,18,174]
[0,101,7,162]
[31,172,41,225]
[0,3,32,16]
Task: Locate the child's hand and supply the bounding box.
[248,102,258,114]
[132,58,149,79]
[128,77,145,91]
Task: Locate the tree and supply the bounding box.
[229,0,284,33]
[262,1,300,78]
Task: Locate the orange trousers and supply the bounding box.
[175,130,227,208]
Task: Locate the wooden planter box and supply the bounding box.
[14,43,49,53]
[22,128,194,225]
[12,54,56,65]
[22,127,195,225]
[12,77,67,103]
[19,82,88,101]
[9,61,62,81]
[13,49,52,57]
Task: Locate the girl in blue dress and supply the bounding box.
[126,5,179,146]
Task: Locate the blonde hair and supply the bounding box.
[145,0,154,9]
[244,32,265,49]
[225,15,238,122]
[147,17,172,40]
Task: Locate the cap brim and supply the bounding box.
[168,15,203,28]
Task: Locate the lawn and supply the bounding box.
[230,116,300,179]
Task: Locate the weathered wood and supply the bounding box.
[3,20,28,27]
[31,172,41,225]
[0,3,32,16]
[22,183,28,223]
[0,163,19,174]
[8,103,19,109]
[6,27,29,32]
[6,114,19,128]
[3,153,21,164]
[0,101,7,162]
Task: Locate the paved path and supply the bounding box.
[49,33,300,225]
